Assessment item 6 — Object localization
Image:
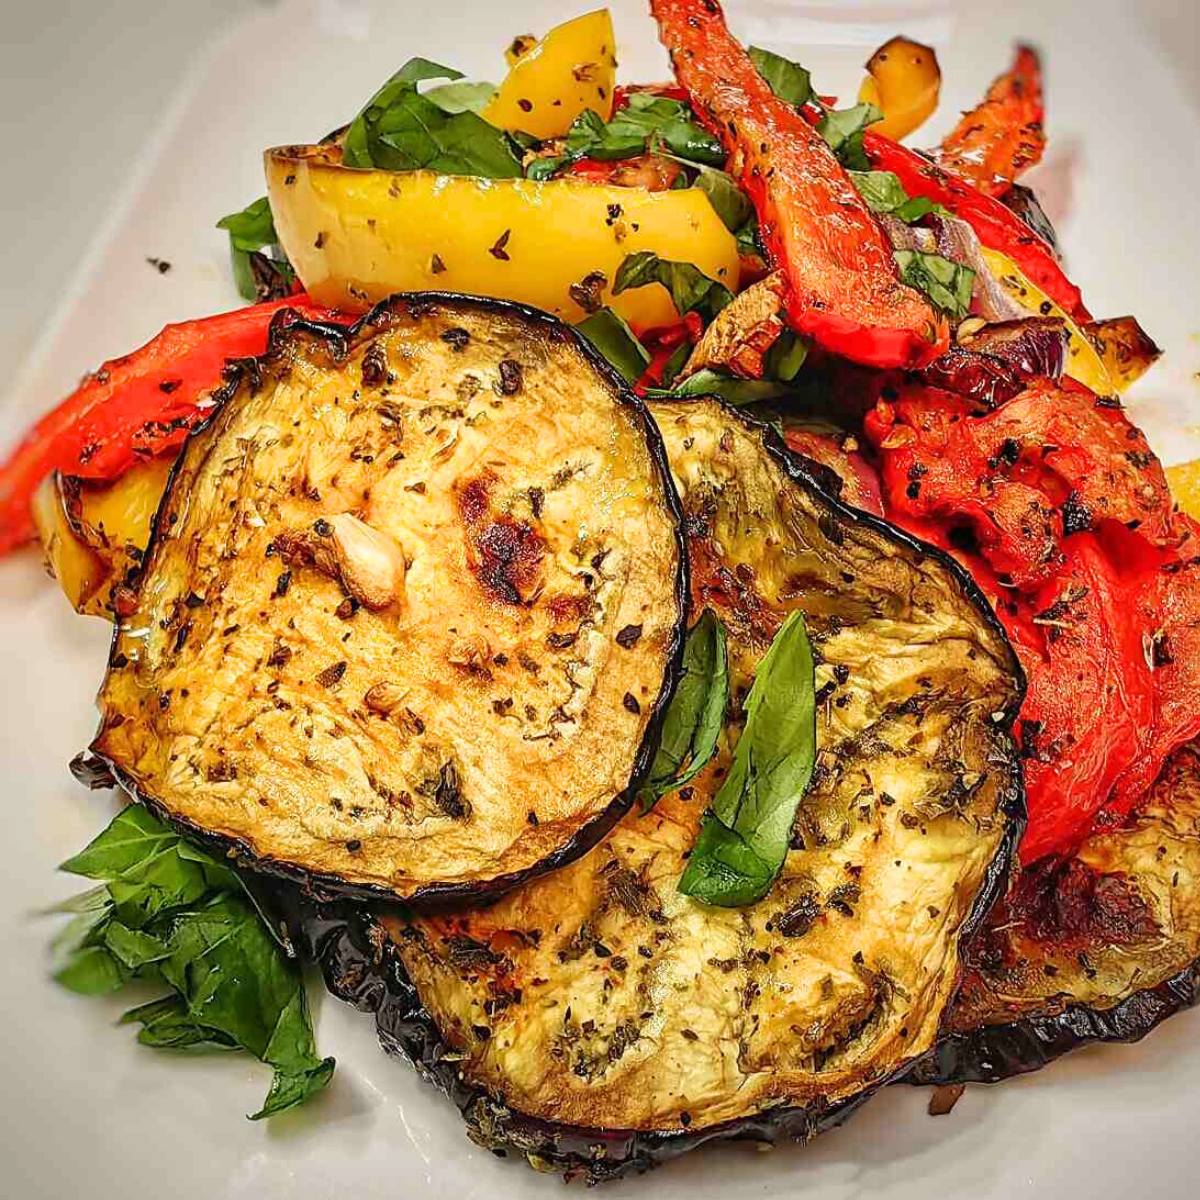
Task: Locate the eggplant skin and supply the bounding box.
[89,293,687,905]
[294,399,1024,1181]
[914,741,1200,1085]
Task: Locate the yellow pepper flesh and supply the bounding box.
[858,36,941,142]
[1167,460,1200,523]
[483,9,616,140]
[266,145,740,330]
[978,247,1115,396]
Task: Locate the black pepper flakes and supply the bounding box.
[489,229,512,260]
[273,570,292,598]
[430,252,446,274]
[316,660,347,687]
[615,623,643,648]
[497,358,523,395]
[361,342,388,387]
[622,692,641,715]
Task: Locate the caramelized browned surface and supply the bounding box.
[93,298,683,900]
[383,399,1022,1133]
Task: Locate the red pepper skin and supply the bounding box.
[935,45,1046,196]
[0,296,331,554]
[866,378,1200,863]
[633,315,703,393]
[1010,531,1157,862]
[864,132,1090,323]
[650,0,947,369]
[864,378,1171,590]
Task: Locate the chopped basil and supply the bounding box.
[216,196,295,302]
[50,806,334,1119]
[848,170,940,223]
[894,249,976,319]
[613,251,733,323]
[747,47,880,169]
[527,94,724,179]
[817,102,882,170]
[692,166,753,233]
[575,307,650,383]
[648,368,805,406]
[763,330,809,381]
[678,610,816,907]
[748,47,814,107]
[423,79,497,114]
[343,57,522,177]
[639,610,729,811]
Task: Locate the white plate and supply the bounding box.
[3,1,1199,1196]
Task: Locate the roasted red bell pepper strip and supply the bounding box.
[866,377,1200,863]
[864,377,1172,589]
[864,132,1090,322]
[1011,530,1157,862]
[935,45,1045,196]
[650,0,947,369]
[0,295,332,554]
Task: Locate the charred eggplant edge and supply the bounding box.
[84,292,690,910]
[910,960,1200,1085]
[284,401,1027,1182]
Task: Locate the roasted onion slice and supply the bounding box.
[300,397,1024,1180]
[90,295,686,903]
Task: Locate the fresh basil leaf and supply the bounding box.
[818,102,882,170]
[657,339,692,389]
[894,249,976,319]
[678,814,776,907]
[692,166,752,233]
[50,806,334,1118]
[748,47,814,107]
[252,990,336,1120]
[216,195,275,251]
[534,94,725,180]
[104,921,170,970]
[576,308,650,383]
[640,611,729,810]
[735,214,761,258]
[763,331,809,382]
[650,369,803,406]
[613,251,734,323]
[216,196,293,302]
[121,996,238,1050]
[54,945,129,995]
[153,892,334,1118]
[424,80,497,114]
[343,57,522,177]
[60,806,178,879]
[254,1057,337,1121]
[678,609,816,906]
[848,170,939,223]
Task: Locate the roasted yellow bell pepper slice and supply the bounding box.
[33,457,173,618]
[266,144,739,330]
[858,36,941,142]
[1167,460,1200,523]
[978,246,1115,396]
[483,9,616,140]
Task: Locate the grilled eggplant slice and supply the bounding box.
[90,295,686,903]
[301,398,1024,1180]
[915,740,1200,1084]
